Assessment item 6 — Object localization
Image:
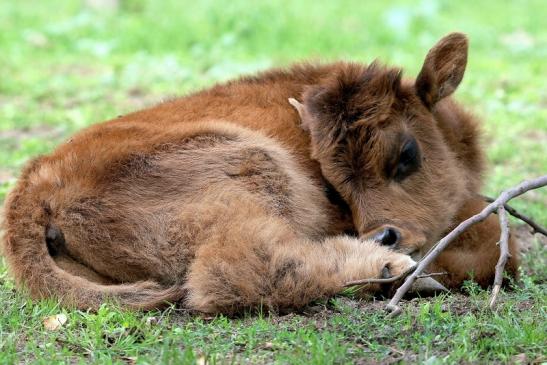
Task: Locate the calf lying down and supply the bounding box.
[1,33,519,314]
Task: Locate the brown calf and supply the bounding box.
[1,33,518,313]
[290,33,520,287]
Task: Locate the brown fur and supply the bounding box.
[294,33,519,287]
[1,33,518,313]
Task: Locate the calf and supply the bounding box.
[290,33,520,287]
[1,33,518,313]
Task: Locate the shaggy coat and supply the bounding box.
[1,33,519,313]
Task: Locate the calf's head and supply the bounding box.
[296,33,475,256]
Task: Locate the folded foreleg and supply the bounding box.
[184,223,416,314]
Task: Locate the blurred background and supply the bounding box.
[0,0,545,223]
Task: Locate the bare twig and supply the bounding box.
[417,272,448,279]
[344,277,402,286]
[489,206,511,309]
[386,175,547,316]
[481,194,547,237]
[344,271,447,287]
[344,268,414,287]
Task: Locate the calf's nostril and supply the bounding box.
[374,227,401,247]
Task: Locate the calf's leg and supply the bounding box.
[183,218,416,314]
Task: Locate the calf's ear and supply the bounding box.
[415,32,468,108]
[288,98,312,131]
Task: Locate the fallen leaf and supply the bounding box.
[120,356,137,365]
[43,314,68,331]
[511,353,527,364]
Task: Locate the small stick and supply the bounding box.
[481,194,547,237]
[386,175,547,316]
[417,272,448,279]
[344,272,409,287]
[344,277,401,286]
[345,266,417,287]
[489,206,511,309]
[344,271,447,287]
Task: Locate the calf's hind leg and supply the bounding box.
[183,215,416,314]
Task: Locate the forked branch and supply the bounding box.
[481,194,547,237]
[385,175,547,317]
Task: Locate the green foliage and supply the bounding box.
[0,0,545,363]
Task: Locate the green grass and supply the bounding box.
[0,0,545,363]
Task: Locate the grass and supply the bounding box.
[0,0,545,363]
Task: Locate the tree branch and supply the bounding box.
[489,205,511,309]
[386,175,547,316]
[481,194,547,237]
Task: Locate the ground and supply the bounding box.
[0,1,545,364]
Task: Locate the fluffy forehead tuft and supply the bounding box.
[304,61,403,129]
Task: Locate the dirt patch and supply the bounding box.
[522,129,547,143]
[0,125,64,141]
[0,169,15,184]
[0,125,65,149]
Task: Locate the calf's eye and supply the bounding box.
[394,137,421,181]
